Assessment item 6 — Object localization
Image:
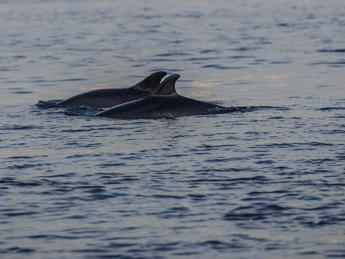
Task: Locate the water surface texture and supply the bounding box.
[1,0,345,258]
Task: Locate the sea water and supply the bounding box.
[0,0,344,258]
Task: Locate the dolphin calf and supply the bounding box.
[97,74,244,119]
[37,71,167,108]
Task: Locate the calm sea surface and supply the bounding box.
[1,0,345,258]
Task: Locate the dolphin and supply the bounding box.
[96,74,245,119]
[37,71,167,108]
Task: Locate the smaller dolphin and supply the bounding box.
[37,71,167,108]
[97,74,244,119]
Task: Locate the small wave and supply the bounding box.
[64,107,103,117]
[155,52,189,57]
[231,47,261,52]
[152,194,185,200]
[7,163,49,170]
[27,234,80,240]
[199,49,220,54]
[308,60,345,67]
[186,57,218,61]
[0,125,42,130]
[151,206,190,219]
[36,100,62,108]
[0,178,41,187]
[296,216,344,228]
[7,155,48,159]
[277,22,290,27]
[11,90,33,94]
[224,204,289,221]
[256,142,333,149]
[99,162,126,168]
[188,194,207,201]
[317,107,345,111]
[2,210,38,217]
[318,49,345,53]
[0,67,13,71]
[228,55,255,59]
[0,247,35,254]
[225,106,289,113]
[202,64,246,70]
[199,240,248,250]
[269,60,292,64]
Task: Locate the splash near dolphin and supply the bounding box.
[36,71,167,108]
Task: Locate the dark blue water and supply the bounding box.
[1,0,345,258]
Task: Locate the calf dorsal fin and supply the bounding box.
[134,71,167,93]
[155,74,180,95]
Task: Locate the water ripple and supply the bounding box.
[1,0,344,258]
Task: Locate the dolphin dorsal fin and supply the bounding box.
[155,74,180,95]
[133,71,167,93]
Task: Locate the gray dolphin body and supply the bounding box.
[38,71,167,108]
[97,74,242,119]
